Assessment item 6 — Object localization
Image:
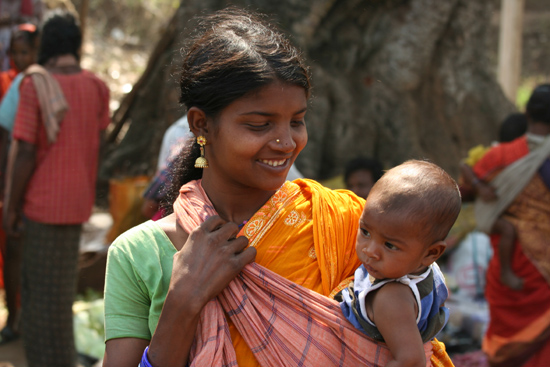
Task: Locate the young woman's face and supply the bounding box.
[204,80,308,193]
[10,38,35,72]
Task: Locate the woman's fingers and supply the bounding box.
[178,215,255,277]
[200,215,228,232]
[236,246,257,266]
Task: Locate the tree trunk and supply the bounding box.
[100,0,514,182]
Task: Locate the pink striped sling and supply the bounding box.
[174,180,437,366]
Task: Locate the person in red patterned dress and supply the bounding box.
[472,84,550,367]
[2,10,109,367]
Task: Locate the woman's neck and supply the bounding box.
[200,177,276,225]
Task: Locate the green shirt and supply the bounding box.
[104,220,176,341]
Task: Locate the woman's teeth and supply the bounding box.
[260,159,286,167]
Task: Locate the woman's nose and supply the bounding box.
[272,127,296,152]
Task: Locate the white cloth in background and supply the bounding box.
[157,114,192,172]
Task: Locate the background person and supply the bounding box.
[3,10,110,367]
[0,22,39,346]
[458,112,529,291]
[473,85,550,367]
[344,156,383,199]
[0,0,43,71]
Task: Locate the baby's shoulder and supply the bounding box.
[370,281,415,304]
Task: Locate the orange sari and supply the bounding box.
[174,179,454,366]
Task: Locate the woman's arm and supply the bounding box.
[103,215,256,367]
[104,338,149,367]
[3,140,35,236]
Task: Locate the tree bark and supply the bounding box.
[100,0,514,182]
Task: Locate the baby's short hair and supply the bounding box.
[370,160,462,244]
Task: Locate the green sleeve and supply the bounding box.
[104,223,157,341]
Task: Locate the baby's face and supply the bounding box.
[355,197,432,280]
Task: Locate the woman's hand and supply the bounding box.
[169,215,257,313]
[145,215,256,367]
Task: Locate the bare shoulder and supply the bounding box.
[366,282,417,321]
[373,282,416,305]
[155,213,189,251]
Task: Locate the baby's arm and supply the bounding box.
[369,282,426,367]
[460,162,497,202]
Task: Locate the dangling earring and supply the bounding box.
[194,135,209,168]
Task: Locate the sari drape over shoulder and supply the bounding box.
[474,135,550,367]
[173,179,454,367]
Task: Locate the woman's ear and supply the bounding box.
[421,241,447,267]
[187,107,208,137]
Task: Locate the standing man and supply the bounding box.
[3,10,109,367]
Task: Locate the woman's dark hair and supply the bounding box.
[344,157,384,185]
[526,84,550,125]
[162,8,311,214]
[37,10,81,65]
[10,24,40,51]
[498,113,527,143]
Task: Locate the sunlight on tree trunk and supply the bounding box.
[100,0,514,182]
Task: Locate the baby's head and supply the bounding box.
[356,160,461,280]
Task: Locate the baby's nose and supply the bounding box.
[362,244,379,260]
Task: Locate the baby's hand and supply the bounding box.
[476,181,498,202]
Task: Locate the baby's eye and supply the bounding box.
[384,242,398,250]
[360,228,371,238]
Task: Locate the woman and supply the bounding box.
[4,11,109,367]
[473,84,550,366]
[103,9,453,367]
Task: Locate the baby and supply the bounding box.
[338,160,461,367]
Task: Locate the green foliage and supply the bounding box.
[516,83,531,111]
[516,76,549,111]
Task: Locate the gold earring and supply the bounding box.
[276,139,280,143]
[194,135,209,168]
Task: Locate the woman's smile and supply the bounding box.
[258,158,290,168]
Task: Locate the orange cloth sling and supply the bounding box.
[173,179,454,366]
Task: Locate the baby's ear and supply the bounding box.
[422,241,447,267]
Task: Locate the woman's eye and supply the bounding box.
[247,122,270,129]
[291,119,305,126]
[360,228,370,238]
[384,242,397,250]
